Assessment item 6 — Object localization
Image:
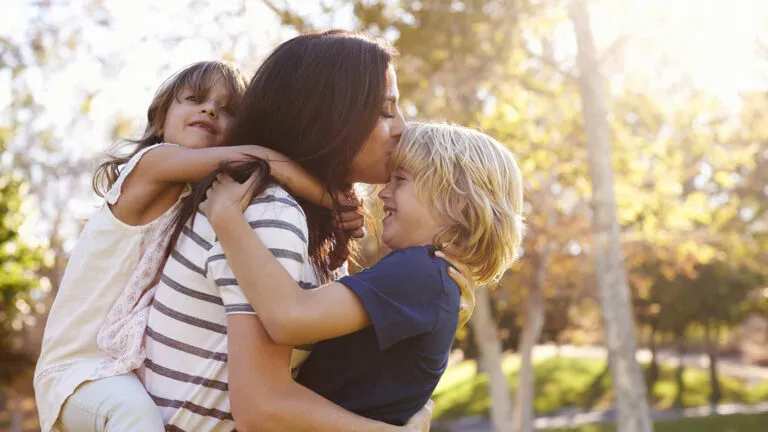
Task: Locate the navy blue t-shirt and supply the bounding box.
[296,246,461,425]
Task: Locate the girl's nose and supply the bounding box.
[201,103,218,118]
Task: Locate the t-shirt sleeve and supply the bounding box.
[204,191,309,315]
[338,248,443,350]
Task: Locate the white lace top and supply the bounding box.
[33,143,190,432]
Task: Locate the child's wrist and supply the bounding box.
[208,205,243,230]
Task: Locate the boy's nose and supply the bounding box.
[378,184,391,200]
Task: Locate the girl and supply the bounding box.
[201,121,525,425]
[33,60,359,432]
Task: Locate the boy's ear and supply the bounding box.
[454,195,468,212]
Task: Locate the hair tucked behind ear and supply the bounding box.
[144,156,272,294]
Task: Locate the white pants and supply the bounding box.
[57,373,164,432]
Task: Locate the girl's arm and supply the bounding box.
[202,174,371,346]
[135,144,335,209]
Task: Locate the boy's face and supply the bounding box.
[378,168,445,250]
[161,76,235,149]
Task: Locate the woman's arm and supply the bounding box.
[228,314,430,432]
[134,144,335,208]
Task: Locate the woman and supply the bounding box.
[140,30,430,431]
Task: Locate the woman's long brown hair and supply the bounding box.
[153,30,397,287]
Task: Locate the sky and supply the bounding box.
[2,0,767,246]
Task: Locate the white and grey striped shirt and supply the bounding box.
[140,184,318,432]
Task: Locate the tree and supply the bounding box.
[569,1,652,430]
[0,128,46,432]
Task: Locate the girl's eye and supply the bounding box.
[185,95,199,102]
[222,106,235,116]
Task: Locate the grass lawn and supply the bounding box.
[432,356,768,421]
[550,413,768,431]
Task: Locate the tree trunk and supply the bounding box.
[674,335,686,409]
[471,285,514,432]
[706,320,722,409]
[646,325,659,396]
[10,392,22,432]
[570,1,652,431]
[512,244,552,432]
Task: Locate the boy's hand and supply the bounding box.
[402,399,434,432]
[200,172,260,227]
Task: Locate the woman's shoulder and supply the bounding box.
[244,183,308,225]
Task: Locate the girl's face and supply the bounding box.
[161,76,236,149]
[378,168,446,250]
[347,65,406,184]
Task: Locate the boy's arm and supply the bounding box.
[134,144,335,208]
[215,207,371,346]
[203,174,371,347]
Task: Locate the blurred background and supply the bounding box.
[2,0,768,431]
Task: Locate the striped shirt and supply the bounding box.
[140,184,318,431]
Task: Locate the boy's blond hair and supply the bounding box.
[391,122,525,325]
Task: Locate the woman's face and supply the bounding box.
[346,65,406,184]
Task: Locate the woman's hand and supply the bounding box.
[200,172,260,228]
[402,400,434,432]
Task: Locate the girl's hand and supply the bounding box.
[402,399,434,432]
[200,172,260,228]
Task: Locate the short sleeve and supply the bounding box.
[105,142,181,205]
[338,247,444,350]
[204,187,309,315]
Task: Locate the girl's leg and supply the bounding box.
[58,373,164,432]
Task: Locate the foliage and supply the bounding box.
[431,356,768,421]
[0,131,44,385]
[550,413,768,432]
